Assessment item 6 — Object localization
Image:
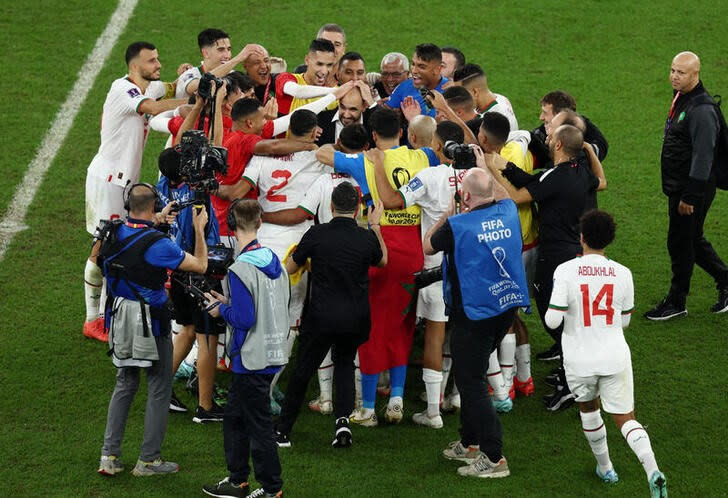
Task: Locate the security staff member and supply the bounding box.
[275,183,387,448]
[97,183,209,477]
[645,51,728,320]
[424,168,529,479]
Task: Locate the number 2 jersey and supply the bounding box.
[243,150,329,253]
[549,253,634,377]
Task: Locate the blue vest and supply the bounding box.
[443,199,530,320]
[157,176,221,252]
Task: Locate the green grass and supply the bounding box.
[2,0,728,496]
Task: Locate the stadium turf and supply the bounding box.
[1,0,727,496]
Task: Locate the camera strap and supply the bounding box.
[451,166,461,212]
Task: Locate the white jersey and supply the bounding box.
[299,171,361,223]
[175,64,203,99]
[399,164,467,268]
[549,254,635,377]
[87,77,166,186]
[481,93,519,132]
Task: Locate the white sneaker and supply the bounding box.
[442,441,480,462]
[457,454,510,478]
[412,410,443,429]
[442,393,461,412]
[384,399,404,424]
[349,408,378,427]
[307,396,333,415]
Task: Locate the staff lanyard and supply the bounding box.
[664,91,681,135]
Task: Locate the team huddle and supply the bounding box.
[80,24,710,498]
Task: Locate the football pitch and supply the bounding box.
[1,0,727,496]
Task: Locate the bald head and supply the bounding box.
[408,115,436,149]
[670,51,700,93]
[461,168,495,210]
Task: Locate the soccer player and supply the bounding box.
[458,64,518,131]
[545,210,667,497]
[441,46,465,80]
[239,109,333,413]
[176,29,263,99]
[337,52,367,84]
[83,42,187,342]
[275,39,340,116]
[441,86,478,122]
[317,107,439,426]
[386,43,449,119]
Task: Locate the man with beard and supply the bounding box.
[275,39,340,116]
[83,42,187,341]
[316,82,375,145]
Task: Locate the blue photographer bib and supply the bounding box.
[443,199,529,320]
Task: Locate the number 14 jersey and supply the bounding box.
[549,253,635,377]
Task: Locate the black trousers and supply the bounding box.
[224,373,282,493]
[450,307,515,463]
[667,188,728,306]
[533,248,579,344]
[277,331,365,435]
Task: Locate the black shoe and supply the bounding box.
[186,369,199,394]
[543,385,575,411]
[536,343,561,361]
[644,298,687,321]
[169,391,188,413]
[193,403,224,424]
[544,372,561,388]
[203,477,249,497]
[332,417,352,448]
[275,430,291,448]
[711,287,728,313]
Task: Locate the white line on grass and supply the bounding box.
[0,0,139,263]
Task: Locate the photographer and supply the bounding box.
[202,199,289,498]
[157,147,228,422]
[97,184,209,477]
[423,168,529,479]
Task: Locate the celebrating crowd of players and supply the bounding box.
[83,24,671,498]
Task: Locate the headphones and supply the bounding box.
[226,198,243,232]
[123,182,163,213]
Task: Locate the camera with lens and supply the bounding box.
[207,243,234,279]
[443,140,477,169]
[197,72,224,101]
[414,266,444,290]
[178,130,228,195]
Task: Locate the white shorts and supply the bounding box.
[417,282,448,322]
[85,171,126,234]
[566,365,634,414]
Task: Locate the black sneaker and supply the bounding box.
[169,391,188,413]
[535,343,561,361]
[203,477,249,497]
[544,372,561,388]
[543,385,575,411]
[275,431,291,448]
[711,287,728,313]
[332,417,352,448]
[193,403,224,424]
[644,298,687,321]
[186,369,199,394]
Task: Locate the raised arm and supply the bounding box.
[583,142,607,191]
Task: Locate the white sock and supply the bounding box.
[441,354,452,401]
[580,410,612,474]
[318,349,334,402]
[422,368,443,417]
[621,419,659,479]
[487,350,508,400]
[354,353,362,407]
[84,260,103,322]
[515,344,532,382]
[498,334,516,390]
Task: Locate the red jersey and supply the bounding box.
[212,120,274,235]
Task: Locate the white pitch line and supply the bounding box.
[0,0,139,262]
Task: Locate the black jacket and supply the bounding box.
[315,106,375,147]
[660,81,720,203]
[529,115,608,169]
